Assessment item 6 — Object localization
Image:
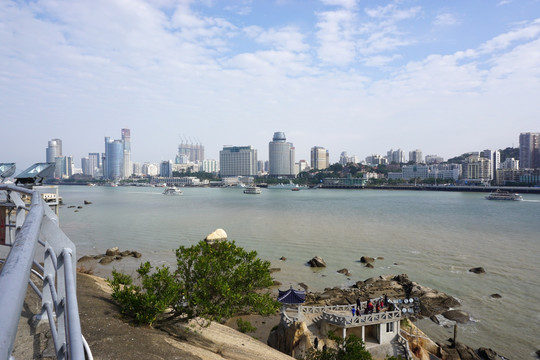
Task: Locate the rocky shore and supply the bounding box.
[75,249,511,360]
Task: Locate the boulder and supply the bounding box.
[478,348,504,360]
[469,267,485,274]
[106,247,120,256]
[120,250,132,257]
[205,229,227,245]
[131,251,142,258]
[298,282,309,291]
[442,310,470,324]
[337,268,351,276]
[77,206,83,209]
[360,256,374,264]
[376,256,384,260]
[99,256,114,265]
[365,263,374,268]
[280,256,287,261]
[307,256,326,267]
[84,200,92,205]
[78,255,95,262]
[490,293,502,299]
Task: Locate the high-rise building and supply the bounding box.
[88,153,100,177]
[386,149,405,164]
[409,149,423,164]
[219,146,258,177]
[311,146,329,170]
[46,139,62,163]
[482,149,500,180]
[519,132,540,169]
[104,137,124,180]
[462,155,491,181]
[268,132,295,177]
[160,160,173,177]
[177,140,205,163]
[122,128,131,178]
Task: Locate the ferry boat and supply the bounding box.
[163,186,183,196]
[243,186,261,194]
[485,190,523,201]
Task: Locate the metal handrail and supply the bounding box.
[0,185,92,360]
[0,193,43,359]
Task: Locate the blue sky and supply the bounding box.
[2,0,540,171]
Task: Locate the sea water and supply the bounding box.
[58,185,540,359]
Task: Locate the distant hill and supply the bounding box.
[498,147,519,162]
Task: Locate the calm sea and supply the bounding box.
[58,185,540,359]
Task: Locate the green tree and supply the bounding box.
[107,262,181,326]
[302,332,372,360]
[173,240,280,322]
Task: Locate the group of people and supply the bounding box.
[351,294,389,316]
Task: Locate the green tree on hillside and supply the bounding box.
[174,240,279,322]
[108,240,279,325]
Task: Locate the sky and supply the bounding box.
[2,0,540,171]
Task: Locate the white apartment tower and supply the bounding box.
[268,132,295,177]
[219,146,258,177]
[311,146,329,170]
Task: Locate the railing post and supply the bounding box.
[0,194,43,360]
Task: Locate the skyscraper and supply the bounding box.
[122,128,131,178]
[177,140,205,163]
[268,132,295,177]
[219,146,257,176]
[46,139,62,163]
[519,132,540,169]
[409,149,423,164]
[311,146,329,170]
[104,137,124,180]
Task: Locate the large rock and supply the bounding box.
[307,256,326,267]
[469,267,485,274]
[106,247,120,256]
[267,321,311,357]
[337,268,351,276]
[442,310,470,324]
[360,256,374,264]
[204,228,227,245]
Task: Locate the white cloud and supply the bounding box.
[320,0,358,10]
[316,8,357,66]
[244,26,309,53]
[479,19,540,54]
[433,13,458,26]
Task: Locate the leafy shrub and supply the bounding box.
[107,262,180,326]
[236,318,257,333]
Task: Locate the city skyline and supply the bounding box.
[2,1,540,171]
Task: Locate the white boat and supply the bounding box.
[268,182,306,190]
[163,186,183,195]
[243,186,261,194]
[485,190,523,201]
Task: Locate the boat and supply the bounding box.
[485,190,523,201]
[163,186,183,195]
[243,186,261,194]
[268,182,307,190]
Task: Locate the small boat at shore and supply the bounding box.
[244,186,261,194]
[485,190,523,201]
[163,186,183,195]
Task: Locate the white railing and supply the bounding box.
[0,185,92,360]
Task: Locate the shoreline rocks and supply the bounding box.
[469,267,486,274]
[307,256,326,268]
[78,247,142,265]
